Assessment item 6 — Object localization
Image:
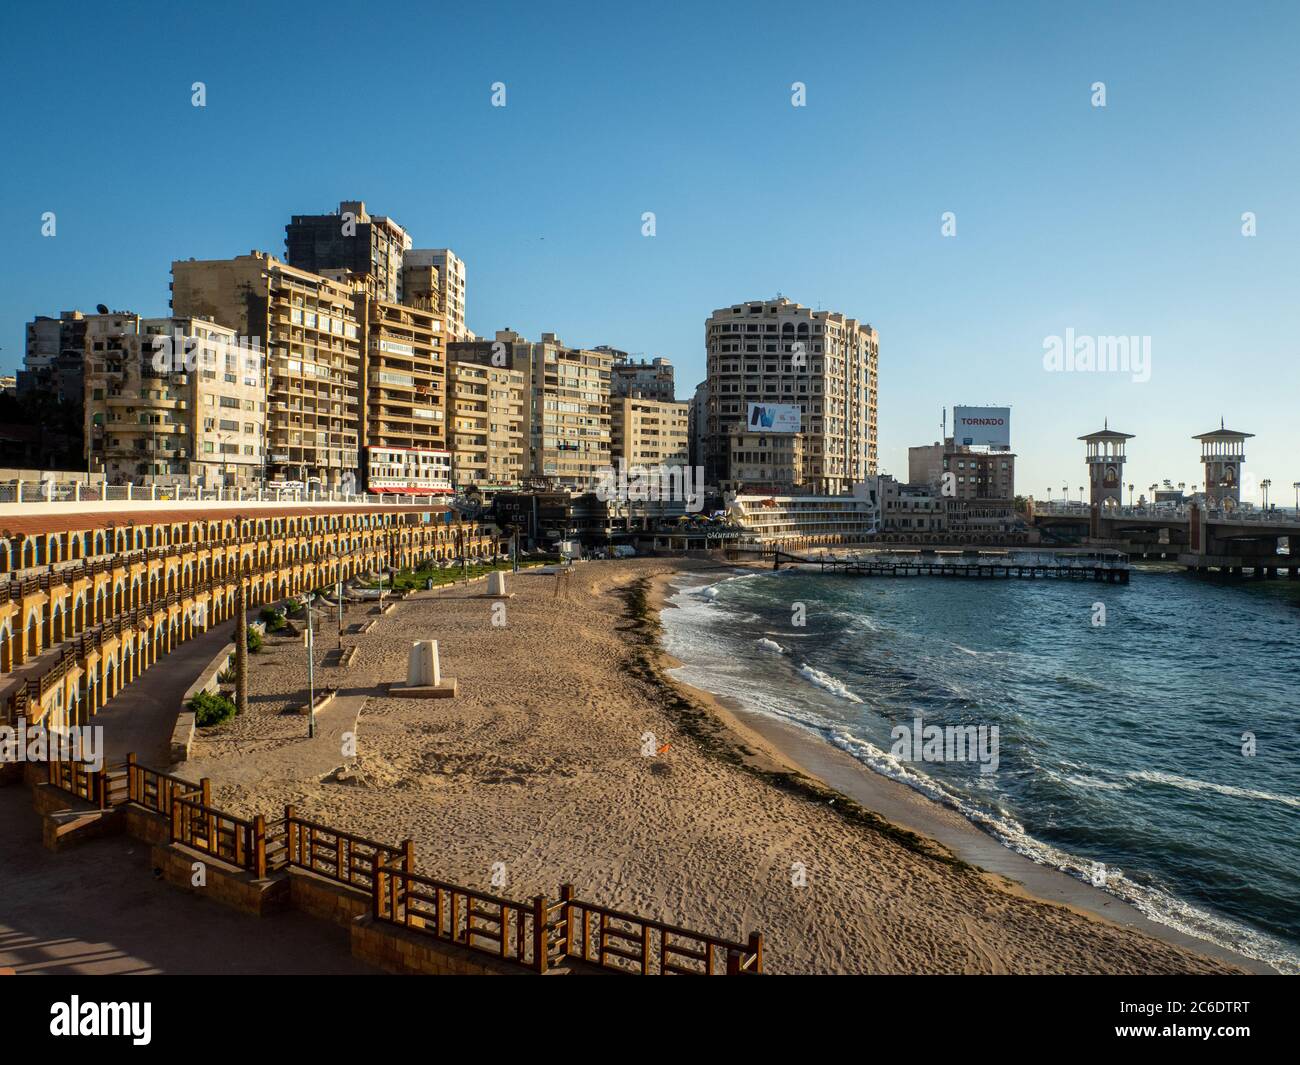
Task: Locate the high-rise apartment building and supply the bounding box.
[528,332,611,489]
[610,397,689,468]
[704,297,878,494]
[448,359,526,491]
[356,293,450,494]
[407,249,466,340]
[448,332,531,490]
[455,329,612,488]
[83,312,265,487]
[170,252,363,488]
[284,201,411,303]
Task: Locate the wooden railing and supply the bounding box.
[552,885,763,975]
[126,753,207,814]
[374,862,547,972]
[170,796,267,878]
[46,758,113,810]
[280,806,411,889]
[36,751,762,975]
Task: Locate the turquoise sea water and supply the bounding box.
[660,563,1300,973]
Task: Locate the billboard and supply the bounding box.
[953,406,1010,448]
[746,402,801,434]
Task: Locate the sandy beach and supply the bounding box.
[186,558,1251,974]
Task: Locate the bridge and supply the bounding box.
[1031,502,1299,576]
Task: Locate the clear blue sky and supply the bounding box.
[2,0,1297,502]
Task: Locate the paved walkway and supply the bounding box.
[93,623,237,766]
[0,786,377,975]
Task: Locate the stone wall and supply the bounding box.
[350,915,534,975]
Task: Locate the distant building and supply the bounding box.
[909,437,1016,501]
[83,312,265,487]
[284,200,411,303]
[171,251,363,489]
[22,310,88,405]
[448,331,532,490]
[724,427,803,495]
[610,397,689,469]
[0,375,17,395]
[448,357,526,491]
[604,351,675,401]
[725,492,879,544]
[356,292,450,494]
[528,332,612,489]
[873,475,948,536]
[704,297,878,493]
[688,379,707,470]
[451,329,610,489]
[407,249,467,340]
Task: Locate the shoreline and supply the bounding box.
[643,562,1275,975]
[187,556,1261,974]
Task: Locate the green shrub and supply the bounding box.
[247,629,263,653]
[191,690,237,728]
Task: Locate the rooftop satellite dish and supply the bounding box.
[96,304,109,314]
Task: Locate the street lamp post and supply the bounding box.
[1261,478,1271,511]
[1293,481,1300,513]
[305,591,315,739]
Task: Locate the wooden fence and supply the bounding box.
[553,886,762,975]
[374,863,547,970]
[277,806,411,889]
[125,753,207,814]
[38,753,764,974]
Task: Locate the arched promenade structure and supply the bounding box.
[0,501,498,729]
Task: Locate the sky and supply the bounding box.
[1,0,1297,503]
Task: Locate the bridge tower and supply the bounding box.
[1079,421,1133,508]
[1194,420,1253,509]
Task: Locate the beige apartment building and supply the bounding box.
[406,249,466,340]
[170,252,363,489]
[449,359,525,490]
[704,297,878,494]
[610,397,689,469]
[84,313,265,488]
[527,333,611,489]
[355,293,450,493]
[909,438,1017,500]
[725,428,804,494]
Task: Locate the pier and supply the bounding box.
[768,550,1131,583]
